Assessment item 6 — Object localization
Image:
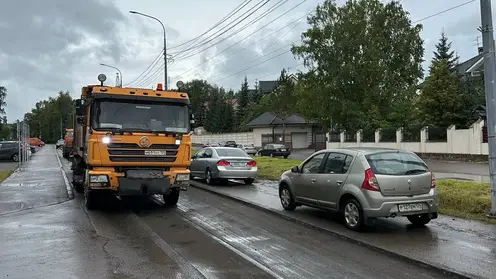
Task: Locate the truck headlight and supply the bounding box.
[89,175,108,183]
[101,136,111,144]
[175,173,190,182]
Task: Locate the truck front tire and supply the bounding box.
[163,188,180,207]
[85,189,99,210]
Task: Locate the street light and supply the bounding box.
[99,63,123,87]
[129,10,168,90]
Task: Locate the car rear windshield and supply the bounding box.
[365,151,429,176]
[216,148,248,157]
[273,144,286,148]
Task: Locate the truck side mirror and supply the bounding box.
[76,116,85,125]
[75,99,85,116]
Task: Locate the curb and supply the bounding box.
[190,181,473,279]
[55,146,74,200]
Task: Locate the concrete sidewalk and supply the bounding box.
[0,145,72,215]
[191,180,496,279]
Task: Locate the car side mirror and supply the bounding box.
[291,166,299,173]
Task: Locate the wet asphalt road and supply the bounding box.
[191,179,496,279]
[0,146,457,279]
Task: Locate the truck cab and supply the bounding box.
[72,74,196,210]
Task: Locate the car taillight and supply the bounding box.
[247,160,257,167]
[362,168,380,191]
[431,172,436,188]
[217,160,230,166]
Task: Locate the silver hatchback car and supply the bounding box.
[278,147,438,231]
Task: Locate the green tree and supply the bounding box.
[417,59,463,127]
[0,86,8,139]
[183,79,211,127]
[235,77,250,131]
[23,91,74,143]
[292,0,424,132]
[433,31,459,72]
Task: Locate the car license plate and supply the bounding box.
[230,162,245,167]
[144,150,167,156]
[398,203,423,212]
[280,149,286,151]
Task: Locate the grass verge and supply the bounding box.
[0,170,13,182]
[192,147,494,223]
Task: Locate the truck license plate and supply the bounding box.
[398,203,423,212]
[126,169,164,179]
[144,150,167,156]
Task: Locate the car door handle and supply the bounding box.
[336,180,343,185]
[311,178,316,183]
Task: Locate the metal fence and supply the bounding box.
[16,120,30,171]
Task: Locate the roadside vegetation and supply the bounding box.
[0,170,13,182]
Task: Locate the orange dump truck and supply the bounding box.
[63,129,73,158]
[71,74,195,210]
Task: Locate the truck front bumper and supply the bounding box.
[117,177,189,196]
[87,169,190,196]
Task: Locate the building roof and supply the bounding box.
[455,53,483,75]
[258,81,279,94]
[247,111,316,127]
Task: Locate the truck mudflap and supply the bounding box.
[117,177,188,196]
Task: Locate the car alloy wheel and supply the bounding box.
[344,202,360,227]
[280,188,291,207]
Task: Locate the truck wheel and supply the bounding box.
[84,189,98,210]
[72,182,84,193]
[163,188,180,207]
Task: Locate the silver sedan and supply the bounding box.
[190,147,258,185]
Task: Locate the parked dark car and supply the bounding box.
[56,139,64,149]
[257,143,291,158]
[223,140,237,147]
[0,141,23,162]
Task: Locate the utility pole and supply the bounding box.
[480,0,496,218]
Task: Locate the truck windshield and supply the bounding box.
[92,99,189,133]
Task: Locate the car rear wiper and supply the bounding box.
[404,169,428,175]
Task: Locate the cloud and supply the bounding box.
[0,0,488,121]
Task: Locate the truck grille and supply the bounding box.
[107,143,179,163]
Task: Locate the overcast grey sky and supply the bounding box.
[0,0,487,121]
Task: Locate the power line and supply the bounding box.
[412,0,476,23]
[124,50,162,87]
[171,0,294,59]
[170,0,272,56]
[212,50,292,84]
[212,0,477,86]
[176,7,311,78]
[127,1,254,87]
[169,0,253,51]
[210,43,293,80]
[173,0,263,55]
